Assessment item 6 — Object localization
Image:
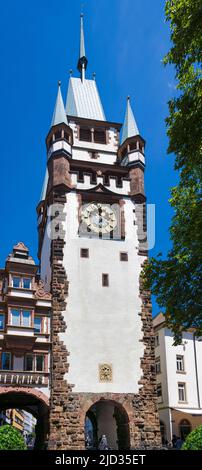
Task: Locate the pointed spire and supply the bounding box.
[80,12,85,58]
[51,81,68,127]
[121,96,139,144]
[77,13,88,81]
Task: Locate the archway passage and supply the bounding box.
[179,419,191,440]
[0,391,49,449]
[85,400,130,450]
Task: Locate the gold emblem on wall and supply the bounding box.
[99,364,113,382]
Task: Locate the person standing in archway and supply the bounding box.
[98,435,109,450]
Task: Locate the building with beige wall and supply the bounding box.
[153,313,202,443]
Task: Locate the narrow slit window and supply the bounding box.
[54,130,62,141]
[64,131,70,143]
[79,127,92,142]
[94,129,106,144]
[120,252,128,261]
[80,248,89,258]
[102,274,109,287]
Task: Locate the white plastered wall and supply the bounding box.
[59,192,145,393]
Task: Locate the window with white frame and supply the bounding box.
[0,314,5,330]
[176,355,185,372]
[22,278,31,289]
[25,354,44,372]
[12,277,21,288]
[155,357,161,374]
[2,352,11,370]
[34,317,42,334]
[178,383,187,402]
[11,309,31,327]
[12,276,32,289]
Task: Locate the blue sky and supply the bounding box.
[0,0,177,315]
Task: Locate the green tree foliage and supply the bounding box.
[0,425,27,450]
[182,425,202,450]
[143,0,202,343]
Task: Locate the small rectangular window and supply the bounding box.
[120,252,128,261]
[176,355,185,372]
[12,277,21,288]
[80,248,89,258]
[36,355,44,372]
[22,278,31,289]
[0,314,5,330]
[102,274,109,287]
[64,131,70,142]
[154,334,159,347]
[34,317,42,334]
[22,310,31,327]
[11,309,20,326]
[94,129,106,144]
[79,127,92,142]
[129,142,137,151]
[2,352,11,370]
[178,383,186,402]
[89,152,99,159]
[55,130,62,141]
[25,355,33,371]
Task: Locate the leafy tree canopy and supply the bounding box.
[182,425,202,450]
[0,424,27,450]
[143,0,202,343]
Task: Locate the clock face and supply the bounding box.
[81,203,117,234]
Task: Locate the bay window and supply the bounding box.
[22,278,31,289]
[34,317,42,334]
[11,309,31,327]
[12,276,32,289]
[22,310,31,327]
[12,277,21,288]
[11,309,20,326]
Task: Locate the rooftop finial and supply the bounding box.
[77,12,88,81]
[81,2,84,15]
[58,80,61,87]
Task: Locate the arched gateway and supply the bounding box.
[85,399,130,450]
[0,388,49,449]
